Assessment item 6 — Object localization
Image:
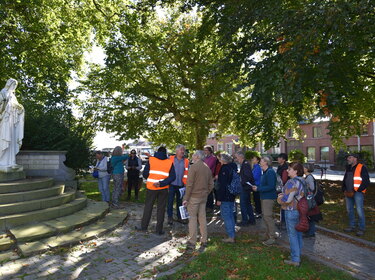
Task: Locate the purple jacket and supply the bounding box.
[203,155,217,177]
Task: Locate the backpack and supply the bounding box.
[310,175,325,206]
[107,159,113,174]
[276,174,283,193]
[228,168,242,195]
[295,177,316,211]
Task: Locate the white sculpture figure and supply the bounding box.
[0,79,24,170]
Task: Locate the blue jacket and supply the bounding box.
[111,155,129,174]
[143,152,176,188]
[217,162,237,202]
[252,164,262,186]
[259,167,277,200]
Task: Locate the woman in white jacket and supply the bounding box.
[94,151,110,203]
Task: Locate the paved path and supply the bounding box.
[0,203,374,280]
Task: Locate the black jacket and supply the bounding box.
[217,162,237,202]
[239,160,255,191]
[143,152,176,188]
[342,163,370,193]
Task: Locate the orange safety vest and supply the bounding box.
[170,155,189,185]
[353,163,366,193]
[146,157,173,190]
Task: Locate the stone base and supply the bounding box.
[0,170,25,183]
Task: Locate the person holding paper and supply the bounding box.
[167,144,189,225]
[183,150,214,249]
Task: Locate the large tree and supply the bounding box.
[169,0,375,149]
[80,7,246,149]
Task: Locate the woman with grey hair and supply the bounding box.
[110,146,129,208]
[252,156,278,245]
[216,153,238,243]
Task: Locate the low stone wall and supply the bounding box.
[16,151,76,189]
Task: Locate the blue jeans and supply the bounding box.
[220,202,235,239]
[345,192,365,230]
[307,220,316,236]
[167,185,183,219]
[285,210,303,263]
[98,175,111,202]
[239,189,255,223]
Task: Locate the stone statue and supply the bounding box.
[0,79,24,171]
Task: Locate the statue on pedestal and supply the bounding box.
[0,79,24,171]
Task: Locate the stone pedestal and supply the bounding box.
[0,165,25,182]
[16,150,76,189]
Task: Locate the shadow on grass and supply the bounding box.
[159,233,355,280]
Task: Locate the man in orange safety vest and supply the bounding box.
[138,146,176,235]
[342,153,370,236]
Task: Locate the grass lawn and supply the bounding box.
[78,177,147,203]
[318,180,375,243]
[160,233,354,280]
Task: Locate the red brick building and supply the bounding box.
[206,121,375,165]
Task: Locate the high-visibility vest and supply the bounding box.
[353,163,366,193]
[146,157,173,190]
[170,155,189,185]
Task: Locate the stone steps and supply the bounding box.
[0,190,75,216]
[0,195,87,230]
[0,177,54,194]
[18,208,128,257]
[0,184,65,204]
[9,200,109,243]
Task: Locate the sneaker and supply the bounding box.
[168,217,173,225]
[236,221,250,227]
[134,226,147,232]
[111,203,121,209]
[284,259,300,267]
[344,227,356,233]
[356,230,365,236]
[255,213,262,219]
[222,237,235,243]
[186,242,195,250]
[262,238,276,246]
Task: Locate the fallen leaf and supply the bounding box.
[252,246,263,251]
[105,258,114,263]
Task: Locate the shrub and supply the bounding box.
[288,149,307,163]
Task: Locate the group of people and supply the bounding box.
[93,147,142,208]
[93,145,370,268]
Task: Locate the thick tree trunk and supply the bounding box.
[194,125,208,150]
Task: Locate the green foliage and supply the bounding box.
[181,0,375,149]
[288,149,306,163]
[80,5,245,149]
[245,150,260,161]
[0,0,130,170]
[22,111,95,172]
[336,150,374,170]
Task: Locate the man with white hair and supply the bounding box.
[183,150,214,249]
[167,144,189,225]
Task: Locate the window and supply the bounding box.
[307,147,316,161]
[313,127,322,138]
[361,125,368,136]
[226,143,233,155]
[287,129,293,138]
[217,143,223,152]
[320,147,329,161]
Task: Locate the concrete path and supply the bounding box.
[0,203,374,280]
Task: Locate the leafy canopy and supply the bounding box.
[172,0,375,149]
[80,6,247,149]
